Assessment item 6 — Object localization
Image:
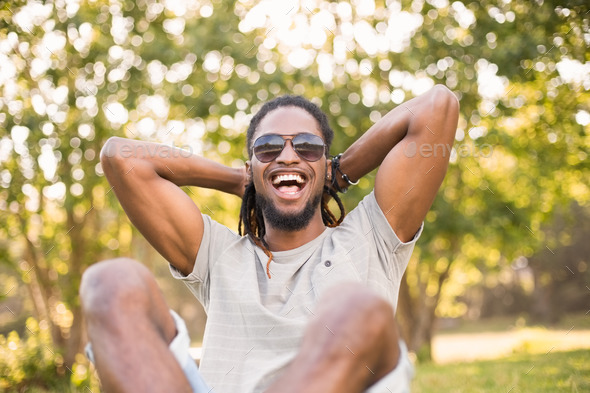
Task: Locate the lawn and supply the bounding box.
[412,349,590,393]
[15,349,589,392]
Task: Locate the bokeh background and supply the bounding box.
[0,0,589,391]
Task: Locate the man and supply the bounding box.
[80,85,459,393]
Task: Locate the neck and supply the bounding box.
[263,210,326,251]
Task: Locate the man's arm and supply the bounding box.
[334,85,459,242]
[100,137,246,275]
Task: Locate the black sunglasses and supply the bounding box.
[252,133,326,163]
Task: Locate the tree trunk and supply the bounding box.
[65,305,85,368]
[62,206,90,369]
[397,249,455,362]
[20,220,63,348]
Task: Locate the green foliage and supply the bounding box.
[0,318,98,392]
[412,349,590,393]
[1,0,588,383]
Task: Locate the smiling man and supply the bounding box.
[80,86,459,393]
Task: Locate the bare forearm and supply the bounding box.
[335,106,410,187]
[101,137,245,196]
[335,85,457,188]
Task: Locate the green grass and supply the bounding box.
[7,349,588,392]
[18,350,589,393]
[412,349,590,393]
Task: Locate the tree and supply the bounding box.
[0,0,257,384]
[395,0,589,358]
[1,2,588,388]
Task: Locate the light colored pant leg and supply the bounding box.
[365,341,413,393]
[168,310,211,392]
[85,310,210,393]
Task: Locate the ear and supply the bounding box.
[326,159,332,182]
[245,160,252,182]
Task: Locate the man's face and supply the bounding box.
[247,106,328,231]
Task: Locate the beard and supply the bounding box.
[256,188,323,232]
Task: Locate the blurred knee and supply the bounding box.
[318,283,394,331]
[315,283,398,353]
[80,258,152,319]
[314,283,400,370]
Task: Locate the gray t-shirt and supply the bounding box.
[171,191,422,393]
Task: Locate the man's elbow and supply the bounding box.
[100,136,130,166]
[428,85,459,138]
[100,137,153,182]
[100,137,137,180]
[429,84,459,115]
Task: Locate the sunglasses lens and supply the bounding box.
[253,135,285,162]
[253,134,326,162]
[293,134,325,162]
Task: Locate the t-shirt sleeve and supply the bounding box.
[169,214,240,306]
[358,191,423,280]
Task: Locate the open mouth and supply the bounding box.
[271,173,307,195]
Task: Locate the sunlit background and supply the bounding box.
[1,0,589,391]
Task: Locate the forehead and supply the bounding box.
[255,106,322,139]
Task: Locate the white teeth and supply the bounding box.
[272,174,305,184]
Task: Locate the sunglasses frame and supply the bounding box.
[252,133,327,163]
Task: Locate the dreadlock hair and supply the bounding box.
[238,95,347,279]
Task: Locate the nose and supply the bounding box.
[275,139,300,164]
